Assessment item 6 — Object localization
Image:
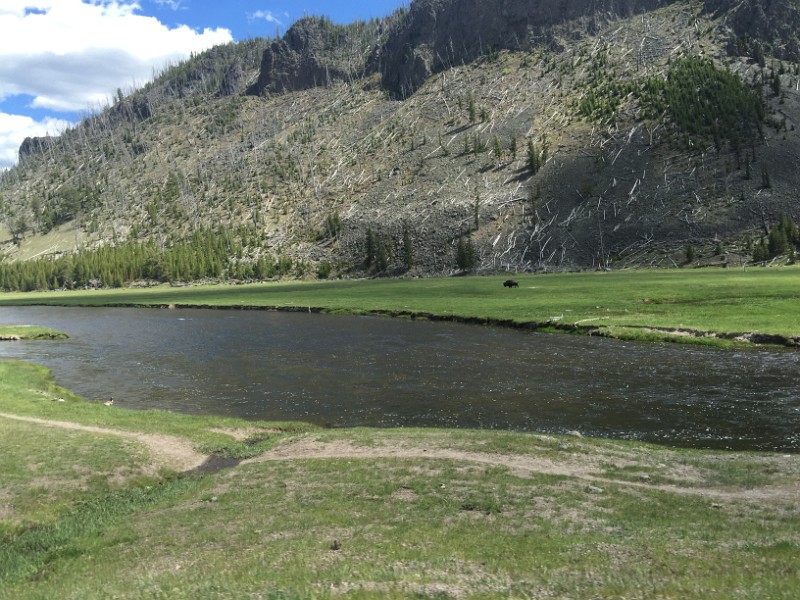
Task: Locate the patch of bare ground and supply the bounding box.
[0,413,207,473]
[247,436,800,502]
[2,413,797,505]
[327,561,522,600]
[0,491,13,519]
[391,486,418,502]
[209,426,282,441]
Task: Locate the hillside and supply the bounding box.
[1,0,799,285]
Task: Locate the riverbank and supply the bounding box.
[1,360,798,599]
[1,268,800,348]
[0,325,67,341]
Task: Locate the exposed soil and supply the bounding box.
[2,413,798,504]
[0,413,207,472]
[247,437,800,503]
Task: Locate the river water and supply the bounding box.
[0,306,797,452]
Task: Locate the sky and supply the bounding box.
[0,0,407,169]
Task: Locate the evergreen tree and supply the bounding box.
[527,138,540,174]
[768,227,788,257]
[778,214,800,245]
[771,72,781,97]
[467,93,477,124]
[456,235,477,271]
[401,222,414,271]
[752,237,769,262]
[493,135,503,162]
[365,227,376,268]
[473,189,481,231]
[761,166,771,189]
[374,237,388,273]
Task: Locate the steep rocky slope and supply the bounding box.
[1,0,798,281]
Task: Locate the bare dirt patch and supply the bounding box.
[209,426,281,441]
[247,436,800,502]
[2,414,797,504]
[0,413,207,473]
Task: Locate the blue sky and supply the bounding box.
[149,0,407,38]
[0,0,407,169]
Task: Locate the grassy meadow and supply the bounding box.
[1,360,799,599]
[1,267,800,347]
[2,268,800,597]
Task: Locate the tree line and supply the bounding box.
[751,214,800,263]
[0,227,295,292]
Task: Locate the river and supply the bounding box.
[0,306,797,451]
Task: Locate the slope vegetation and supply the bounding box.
[1,0,799,281]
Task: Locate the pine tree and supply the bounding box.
[401,222,413,271]
[752,237,769,262]
[771,72,781,97]
[456,235,476,271]
[768,226,788,257]
[527,138,540,174]
[493,135,503,162]
[467,93,477,124]
[365,227,376,268]
[374,237,388,273]
[778,214,800,244]
[473,188,481,231]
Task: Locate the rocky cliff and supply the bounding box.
[247,17,383,96]
[705,0,800,61]
[377,0,676,97]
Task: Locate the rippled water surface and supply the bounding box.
[1,306,798,451]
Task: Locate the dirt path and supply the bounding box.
[246,437,800,503]
[0,413,207,472]
[2,414,797,502]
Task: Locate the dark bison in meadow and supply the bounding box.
[503,279,519,288]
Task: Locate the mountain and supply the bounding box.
[1,0,799,287]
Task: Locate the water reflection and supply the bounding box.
[0,306,797,452]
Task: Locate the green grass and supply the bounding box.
[0,418,152,537]
[2,269,799,346]
[0,360,316,456]
[2,360,800,599]
[0,325,68,340]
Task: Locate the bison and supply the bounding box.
[503,279,519,288]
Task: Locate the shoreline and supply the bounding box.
[0,325,68,341]
[8,299,799,349]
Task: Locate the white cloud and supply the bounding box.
[0,112,71,170]
[249,10,283,26]
[152,0,187,10]
[0,0,232,166]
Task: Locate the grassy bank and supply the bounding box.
[0,325,68,341]
[1,268,800,347]
[1,360,799,599]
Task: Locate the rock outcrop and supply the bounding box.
[704,0,800,61]
[248,0,693,99]
[377,0,676,97]
[247,17,364,96]
[18,136,54,164]
[216,61,246,97]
